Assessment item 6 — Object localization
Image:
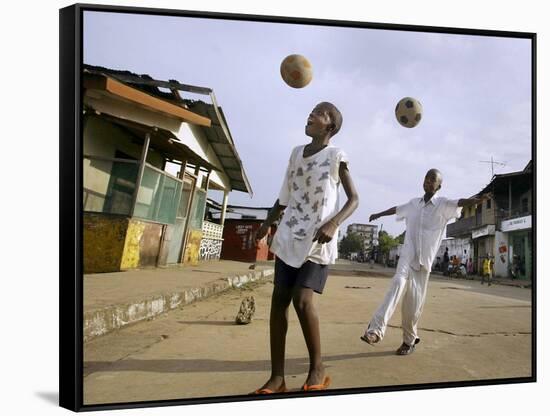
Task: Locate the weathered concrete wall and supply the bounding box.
[119,219,165,269]
[183,229,203,266]
[83,214,129,273]
[138,222,163,267]
[120,220,145,270]
[84,215,168,273]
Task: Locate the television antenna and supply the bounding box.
[479,157,506,177]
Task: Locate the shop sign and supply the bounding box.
[501,215,531,232]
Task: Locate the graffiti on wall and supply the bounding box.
[199,238,223,260]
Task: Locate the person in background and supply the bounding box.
[481,254,492,286]
[467,257,474,276]
[442,247,450,276]
[461,249,468,269]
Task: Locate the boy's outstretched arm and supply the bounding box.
[313,162,359,244]
[457,192,492,208]
[255,199,286,243]
[369,207,397,222]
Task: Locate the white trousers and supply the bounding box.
[367,262,430,346]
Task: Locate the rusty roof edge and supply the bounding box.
[83,64,213,95]
[83,71,212,127]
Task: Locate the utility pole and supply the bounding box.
[479,157,505,251]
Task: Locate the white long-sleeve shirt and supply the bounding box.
[396,195,462,271]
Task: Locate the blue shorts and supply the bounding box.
[274,257,329,294]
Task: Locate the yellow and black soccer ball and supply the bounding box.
[395,97,423,128]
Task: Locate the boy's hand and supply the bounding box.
[313,220,337,244]
[369,213,380,222]
[254,223,270,246]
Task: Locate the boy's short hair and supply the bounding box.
[318,102,343,137]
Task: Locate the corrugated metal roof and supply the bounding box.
[83,64,212,97]
[183,99,252,195]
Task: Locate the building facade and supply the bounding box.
[82,65,252,273]
[446,162,532,279]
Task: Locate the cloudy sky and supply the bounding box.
[83,11,532,237]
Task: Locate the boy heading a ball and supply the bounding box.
[253,102,359,393]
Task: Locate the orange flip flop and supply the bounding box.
[251,384,287,395]
[301,375,331,391]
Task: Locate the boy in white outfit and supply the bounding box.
[361,169,491,355]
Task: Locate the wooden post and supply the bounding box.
[220,190,229,225]
[131,132,150,217]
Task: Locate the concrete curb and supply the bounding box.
[83,268,274,342]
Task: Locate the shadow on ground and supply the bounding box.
[177,320,236,326]
[84,351,395,376]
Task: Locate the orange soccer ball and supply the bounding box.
[280,54,313,88]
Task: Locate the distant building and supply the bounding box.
[347,223,379,246]
[346,223,379,260]
[437,237,472,265]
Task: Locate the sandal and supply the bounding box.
[396,338,420,356]
[250,383,287,395]
[302,375,331,391]
[360,332,380,345]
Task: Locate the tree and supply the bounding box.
[378,230,400,258]
[339,232,364,257]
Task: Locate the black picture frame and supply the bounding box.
[60,3,536,412]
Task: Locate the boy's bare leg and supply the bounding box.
[292,286,325,386]
[258,284,293,391]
